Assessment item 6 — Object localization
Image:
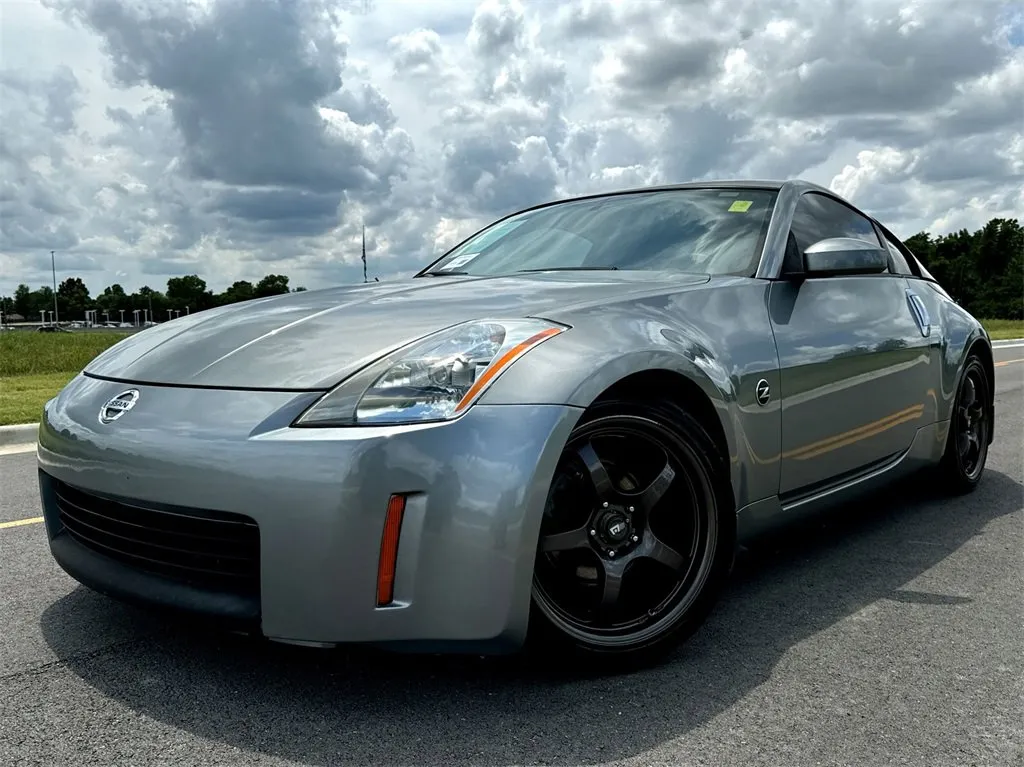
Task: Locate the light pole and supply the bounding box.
[51,250,59,325]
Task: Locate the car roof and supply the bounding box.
[600,179,787,193]
[521,178,838,212]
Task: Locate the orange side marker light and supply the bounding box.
[376,494,406,606]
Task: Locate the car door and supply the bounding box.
[876,223,946,384]
[767,191,935,498]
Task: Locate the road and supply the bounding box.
[1,345,1021,767]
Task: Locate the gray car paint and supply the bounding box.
[38,178,994,652]
[38,378,582,651]
[82,271,710,390]
[766,274,939,495]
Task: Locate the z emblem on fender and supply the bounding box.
[755,379,771,406]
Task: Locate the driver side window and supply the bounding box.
[786,192,883,272]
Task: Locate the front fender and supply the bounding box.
[479,283,783,510]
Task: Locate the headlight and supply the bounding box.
[293,318,566,427]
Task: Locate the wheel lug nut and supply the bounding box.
[627,506,634,513]
[602,501,609,508]
[589,529,596,537]
[632,535,639,542]
[608,550,615,557]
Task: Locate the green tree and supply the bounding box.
[254,274,290,298]
[30,286,55,319]
[166,274,213,311]
[57,276,91,320]
[96,284,129,315]
[907,219,1023,318]
[219,280,255,305]
[132,286,168,320]
[974,218,1023,319]
[13,284,32,318]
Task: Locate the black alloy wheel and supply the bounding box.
[529,397,733,666]
[939,354,991,493]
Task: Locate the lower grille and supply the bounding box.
[51,479,260,596]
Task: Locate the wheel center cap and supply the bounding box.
[601,513,630,543]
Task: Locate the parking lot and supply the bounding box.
[1,345,1021,767]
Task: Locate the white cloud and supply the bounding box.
[1,0,1021,298]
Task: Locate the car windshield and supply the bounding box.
[424,188,779,277]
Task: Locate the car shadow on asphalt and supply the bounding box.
[40,468,1022,766]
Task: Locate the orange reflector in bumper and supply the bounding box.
[376,494,406,606]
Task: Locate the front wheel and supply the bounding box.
[527,396,734,668]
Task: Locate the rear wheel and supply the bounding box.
[938,354,991,494]
[528,396,733,668]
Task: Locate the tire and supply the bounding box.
[526,395,735,670]
[937,353,991,495]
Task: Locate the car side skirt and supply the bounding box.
[735,420,948,543]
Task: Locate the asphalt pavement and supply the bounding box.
[1,345,1021,766]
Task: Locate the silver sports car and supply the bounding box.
[37,179,995,666]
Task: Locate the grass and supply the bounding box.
[0,316,1021,426]
[0,372,79,425]
[0,331,129,425]
[0,330,129,377]
[981,319,1024,340]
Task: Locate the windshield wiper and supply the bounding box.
[420,270,470,277]
[516,266,619,272]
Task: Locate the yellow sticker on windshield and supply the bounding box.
[728,200,752,212]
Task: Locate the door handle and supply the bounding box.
[905,289,931,337]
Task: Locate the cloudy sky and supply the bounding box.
[1,0,1022,297]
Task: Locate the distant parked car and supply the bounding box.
[36,179,995,668]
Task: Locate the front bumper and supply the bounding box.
[38,374,582,652]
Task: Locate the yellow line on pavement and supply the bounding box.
[995,358,1023,367]
[0,516,43,530]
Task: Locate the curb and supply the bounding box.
[992,338,1024,346]
[0,423,39,448]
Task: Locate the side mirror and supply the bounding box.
[801,237,889,277]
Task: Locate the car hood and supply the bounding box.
[84,271,710,390]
